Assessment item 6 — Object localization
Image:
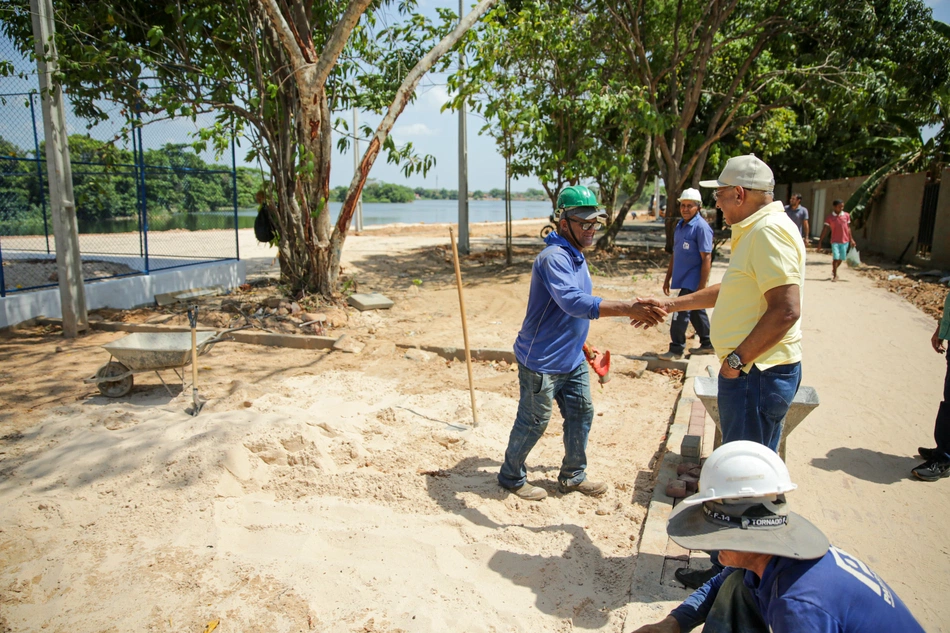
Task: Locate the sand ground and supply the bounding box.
[1,218,684,633]
[1,218,948,632]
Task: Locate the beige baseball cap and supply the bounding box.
[699,154,775,192]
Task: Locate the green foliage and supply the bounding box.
[0,0,482,294]
[764,2,950,185]
[414,187,457,200]
[332,180,415,203]
[0,134,263,231]
[448,0,653,213]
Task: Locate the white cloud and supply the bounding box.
[392,122,437,137]
[421,85,451,110]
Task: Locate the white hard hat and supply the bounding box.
[682,440,797,506]
[668,440,827,560]
[678,188,702,204]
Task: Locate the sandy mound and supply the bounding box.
[0,367,672,632]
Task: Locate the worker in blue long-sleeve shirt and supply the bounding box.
[497,185,667,501]
[630,441,925,633]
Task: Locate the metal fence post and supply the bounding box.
[132,119,143,258]
[28,92,51,254]
[231,134,239,260]
[0,238,5,298]
[136,120,150,274]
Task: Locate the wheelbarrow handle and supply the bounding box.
[196,324,252,355]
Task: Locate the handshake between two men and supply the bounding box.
[596,296,669,328]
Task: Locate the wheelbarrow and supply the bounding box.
[83,329,231,398]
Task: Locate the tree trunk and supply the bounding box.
[261,0,497,297]
[598,134,652,249]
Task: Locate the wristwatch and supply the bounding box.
[725,352,745,371]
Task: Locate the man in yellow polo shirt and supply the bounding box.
[637,154,805,588]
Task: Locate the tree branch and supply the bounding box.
[257,0,310,71]
[312,0,375,88]
[334,0,500,235]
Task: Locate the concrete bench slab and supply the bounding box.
[154,286,225,306]
[347,292,394,311]
[693,375,819,460]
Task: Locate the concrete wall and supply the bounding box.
[782,168,950,269]
[0,260,245,329]
[929,168,950,269]
[781,176,867,238]
[861,172,927,264]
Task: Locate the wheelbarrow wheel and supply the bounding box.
[540,224,554,239]
[96,361,133,398]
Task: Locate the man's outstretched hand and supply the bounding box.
[933,324,947,354]
[629,298,668,328]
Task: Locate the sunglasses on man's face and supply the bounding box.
[568,218,602,231]
[712,186,738,201]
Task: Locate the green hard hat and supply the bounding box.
[556,185,600,210]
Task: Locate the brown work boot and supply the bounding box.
[559,479,608,496]
[508,482,547,501]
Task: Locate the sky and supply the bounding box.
[331,0,532,192]
[2,0,948,192]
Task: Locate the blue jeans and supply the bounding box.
[498,362,594,489]
[934,354,950,458]
[718,362,802,452]
[670,288,711,354]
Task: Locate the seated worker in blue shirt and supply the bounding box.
[498,185,668,501]
[631,441,925,633]
[659,188,714,360]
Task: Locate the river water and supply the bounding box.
[75,199,554,234]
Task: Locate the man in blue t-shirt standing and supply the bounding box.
[659,188,714,360]
[630,441,925,633]
[498,185,667,501]
[784,192,810,240]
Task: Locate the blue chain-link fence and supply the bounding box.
[0,85,244,297]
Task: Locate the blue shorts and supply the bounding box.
[831,242,849,260]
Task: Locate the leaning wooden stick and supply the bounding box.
[448,227,479,427]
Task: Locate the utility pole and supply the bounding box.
[30,0,87,337]
[352,107,363,232]
[456,0,470,254]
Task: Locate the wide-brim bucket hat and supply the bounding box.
[667,496,829,560]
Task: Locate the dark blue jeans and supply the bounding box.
[707,362,802,574]
[934,354,950,458]
[498,362,594,489]
[669,287,711,354]
[718,362,802,452]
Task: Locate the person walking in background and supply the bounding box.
[659,188,714,360]
[498,185,667,501]
[912,290,950,481]
[783,192,809,243]
[635,154,806,588]
[817,199,856,281]
[629,441,926,633]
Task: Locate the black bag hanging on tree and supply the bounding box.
[254,202,275,243]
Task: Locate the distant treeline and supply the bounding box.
[330,182,548,203]
[0,134,264,233]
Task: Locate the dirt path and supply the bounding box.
[786,251,949,631]
[7,223,942,632]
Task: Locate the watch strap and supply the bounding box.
[726,352,745,370]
